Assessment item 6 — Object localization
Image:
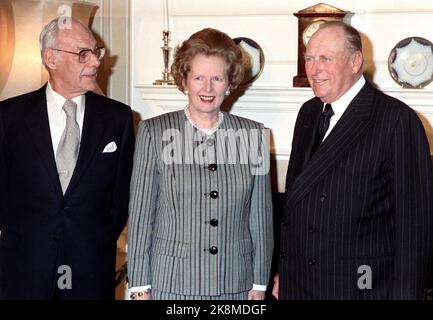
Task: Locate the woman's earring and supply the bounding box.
[184,90,189,95]
[225,90,230,96]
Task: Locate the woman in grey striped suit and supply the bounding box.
[127,28,273,300]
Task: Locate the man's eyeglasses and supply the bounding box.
[51,47,106,63]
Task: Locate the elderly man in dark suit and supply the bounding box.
[0,16,134,299]
[273,21,433,299]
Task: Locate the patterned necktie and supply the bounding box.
[56,100,80,194]
[312,103,334,155]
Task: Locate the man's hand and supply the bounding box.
[271,274,279,299]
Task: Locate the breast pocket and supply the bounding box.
[98,139,119,160]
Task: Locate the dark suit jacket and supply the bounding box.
[0,85,135,299]
[279,81,433,299]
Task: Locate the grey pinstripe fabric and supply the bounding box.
[152,289,248,300]
[279,81,433,299]
[127,110,273,298]
[56,100,80,194]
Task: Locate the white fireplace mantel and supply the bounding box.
[134,83,433,149]
[133,84,433,192]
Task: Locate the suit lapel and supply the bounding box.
[24,86,63,198]
[286,82,377,208]
[297,99,322,171]
[66,91,104,195]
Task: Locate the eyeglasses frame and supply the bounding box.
[51,47,106,63]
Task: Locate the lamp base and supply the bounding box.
[153,79,175,85]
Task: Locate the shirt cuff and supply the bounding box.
[252,284,267,291]
[129,285,151,292]
[130,284,265,292]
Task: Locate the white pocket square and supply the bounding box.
[102,141,117,153]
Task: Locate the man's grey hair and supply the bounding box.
[39,16,86,66]
[318,21,363,55]
[318,21,364,70]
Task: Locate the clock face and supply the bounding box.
[303,20,326,46]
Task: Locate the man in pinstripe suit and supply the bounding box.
[273,22,433,299]
[127,28,273,300]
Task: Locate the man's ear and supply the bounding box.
[351,51,363,74]
[43,49,57,70]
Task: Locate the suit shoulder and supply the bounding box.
[86,91,132,115]
[374,90,419,120]
[140,110,184,128]
[223,112,264,129]
[0,89,43,113]
[0,89,47,127]
[136,111,184,142]
[299,96,321,111]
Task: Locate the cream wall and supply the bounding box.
[0,0,130,104]
[91,0,130,103]
[131,0,433,193]
[132,0,433,88]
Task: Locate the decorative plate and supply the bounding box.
[233,37,265,86]
[388,37,433,88]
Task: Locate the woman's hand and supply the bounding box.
[247,289,266,300]
[130,290,152,300]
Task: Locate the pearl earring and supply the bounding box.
[184,90,189,95]
[225,90,230,96]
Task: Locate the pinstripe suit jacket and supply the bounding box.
[279,81,433,299]
[127,110,273,296]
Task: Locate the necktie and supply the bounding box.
[56,100,80,194]
[312,103,334,155]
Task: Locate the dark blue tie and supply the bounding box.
[312,103,334,155]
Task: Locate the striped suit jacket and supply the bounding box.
[279,81,433,299]
[127,110,273,296]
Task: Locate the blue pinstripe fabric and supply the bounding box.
[279,81,433,300]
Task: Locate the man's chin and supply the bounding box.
[311,86,328,98]
[82,81,97,92]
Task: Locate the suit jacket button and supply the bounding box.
[210,191,219,199]
[208,163,217,171]
[320,193,328,201]
[210,218,218,227]
[309,226,317,233]
[61,201,69,210]
[209,246,218,255]
[206,138,215,146]
[308,259,316,266]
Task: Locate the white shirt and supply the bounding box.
[45,82,85,156]
[322,75,366,140]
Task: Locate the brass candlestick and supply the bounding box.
[153,31,175,85]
